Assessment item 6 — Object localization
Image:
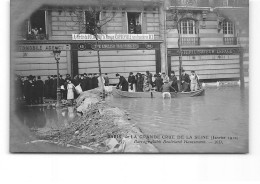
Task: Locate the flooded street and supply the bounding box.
[13,86,248,153]
[106,86,249,153]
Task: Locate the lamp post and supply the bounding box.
[53,47,61,107]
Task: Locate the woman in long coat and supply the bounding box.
[67,79,75,105]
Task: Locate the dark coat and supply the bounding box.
[128,75,136,90]
[117,76,128,91]
[91,77,98,89]
[35,80,44,97]
[154,77,163,92]
[169,75,179,92]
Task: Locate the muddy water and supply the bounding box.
[106,86,249,153]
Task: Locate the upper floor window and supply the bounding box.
[85,11,101,34]
[127,12,142,34]
[179,19,200,45]
[223,20,237,45]
[218,0,240,7]
[27,10,47,40]
[223,20,234,36]
[180,19,197,35]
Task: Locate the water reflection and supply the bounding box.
[15,105,79,129]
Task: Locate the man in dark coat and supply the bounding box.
[91,73,99,89]
[104,73,109,86]
[181,70,190,92]
[146,71,153,86]
[87,73,93,90]
[80,74,87,91]
[116,73,128,91]
[128,72,136,91]
[169,71,179,92]
[59,75,66,99]
[44,76,50,98]
[35,76,44,104]
[24,76,30,104]
[154,74,163,92]
[49,75,54,99]
[53,75,58,99]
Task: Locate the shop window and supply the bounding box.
[179,19,199,45]
[127,12,142,34]
[27,10,47,40]
[85,11,101,34]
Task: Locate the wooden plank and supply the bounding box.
[79,66,156,74]
[171,55,239,61]
[16,69,68,77]
[15,63,67,71]
[78,61,155,68]
[171,64,240,71]
[13,57,67,64]
[172,60,239,66]
[78,55,155,62]
[78,50,155,56]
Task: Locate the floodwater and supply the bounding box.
[106,86,249,153]
[13,86,249,153]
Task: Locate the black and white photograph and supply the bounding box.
[10,0,249,153]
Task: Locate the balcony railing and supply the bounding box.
[213,0,249,7]
[223,37,238,45]
[170,0,248,7]
[180,37,200,46]
[26,33,48,40]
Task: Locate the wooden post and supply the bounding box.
[239,48,245,88]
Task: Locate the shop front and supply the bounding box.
[71,41,162,84]
[167,46,244,82]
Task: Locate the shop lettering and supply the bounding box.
[17,44,70,52]
[168,48,241,56]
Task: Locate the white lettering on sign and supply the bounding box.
[17,44,71,52]
[72,34,155,40]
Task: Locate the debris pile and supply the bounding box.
[32,89,158,153]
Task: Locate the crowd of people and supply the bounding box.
[14,73,110,105]
[116,70,201,94]
[14,70,200,104]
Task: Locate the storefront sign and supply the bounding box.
[91,43,139,50]
[168,47,241,56]
[17,44,71,52]
[73,42,161,51]
[72,34,155,40]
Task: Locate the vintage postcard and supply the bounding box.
[10,0,249,153]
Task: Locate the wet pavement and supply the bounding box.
[11,86,249,153]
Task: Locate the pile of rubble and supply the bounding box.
[33,88,158,153]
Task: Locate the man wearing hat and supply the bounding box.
[116,73,128,91]
[181,70,190,92]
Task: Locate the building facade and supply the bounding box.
[13,0,249,84]
[165,0,249,81]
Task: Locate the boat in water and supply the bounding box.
[112,88,205,98]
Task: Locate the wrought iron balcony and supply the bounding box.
[223,37,238,45]
[26,33,48,40]
[179,37,200,46]
[213,0,249,7]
